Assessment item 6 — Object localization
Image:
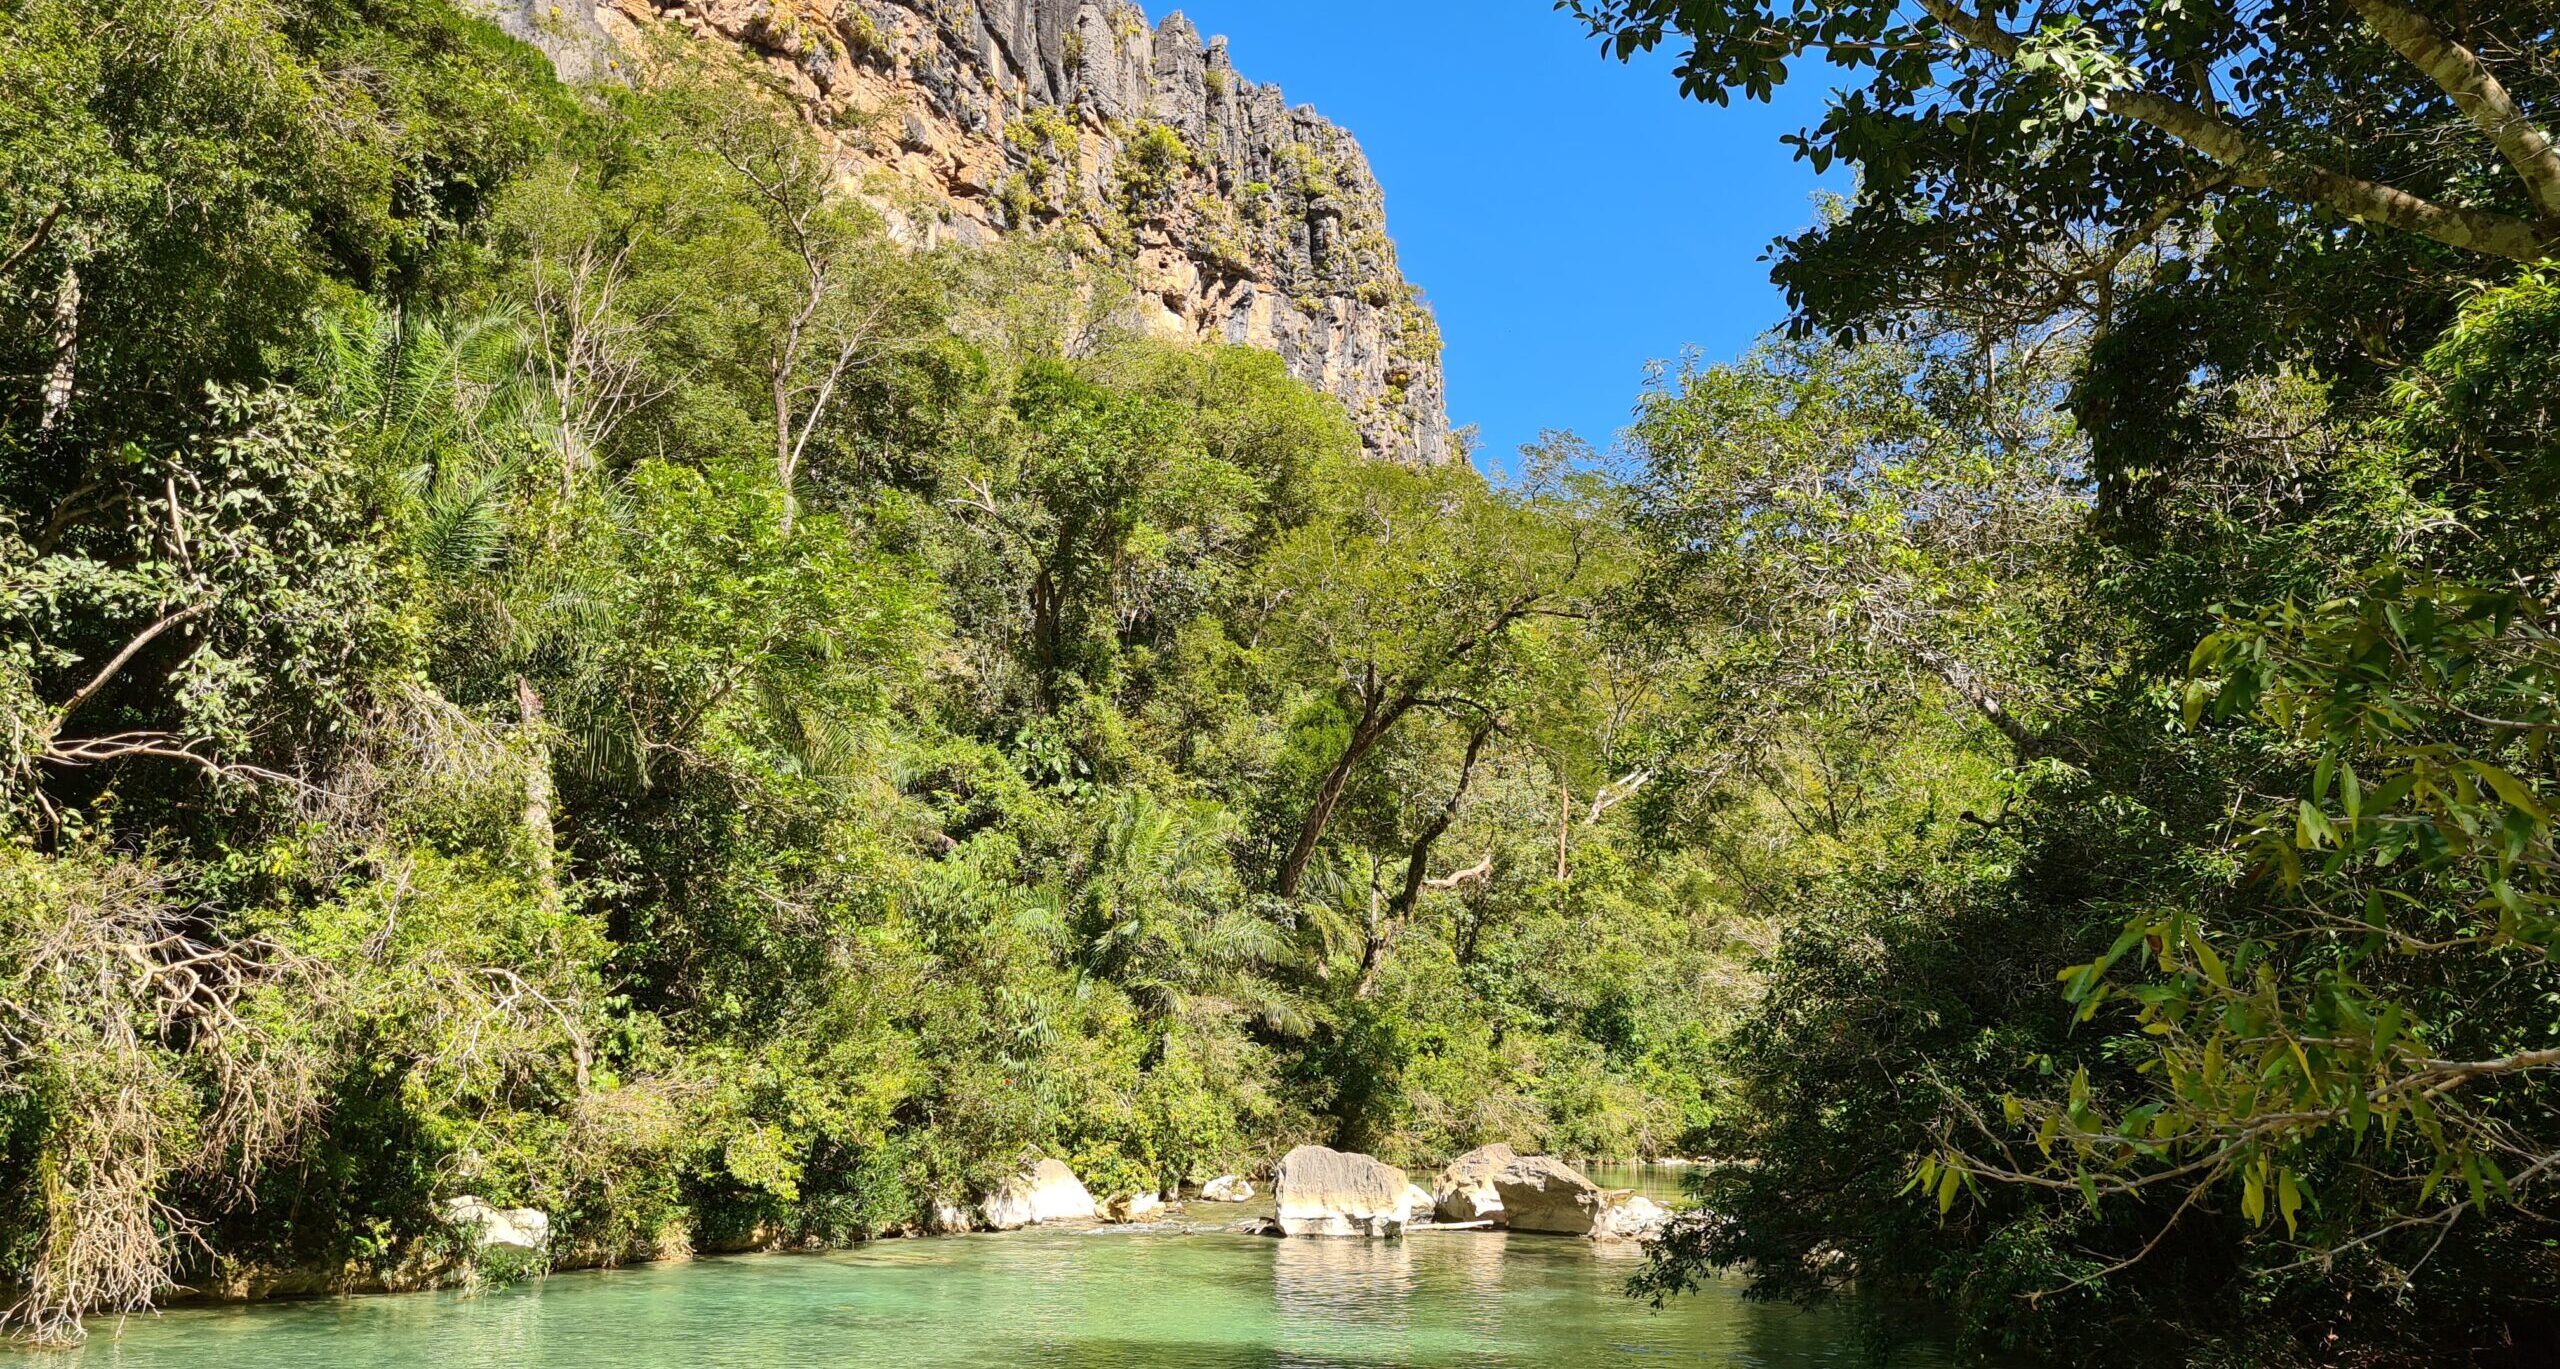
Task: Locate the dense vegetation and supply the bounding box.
[0,0,1735,1345]
[1573,0,2560,1362]
[3,0,2556,1362]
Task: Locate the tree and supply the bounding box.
[1568,0,2559,446]
[1937,279,2560,1306]
[1624,332,2083,761]
[663,75,941,536]
[0,0,556,451]
[1258,458,1594,899]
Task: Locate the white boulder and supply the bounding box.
[1104,1192,1165,1222]
[1273,1144,1411,1238]
[1402,1184,1437,1223]
[1200,1175,1255,1202]
[980,1158,1098,1230]
[1589,1193,1670,1242]
[440,1196,551,1253]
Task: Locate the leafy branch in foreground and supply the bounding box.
[1936,575,2560,1289]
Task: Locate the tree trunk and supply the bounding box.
[1276,693,1421,899]
[516,676,560,912]
[1276,596,1541,899]
[1902,639,2042,757]
[773,372,798,538]
[1555,771,1572,881]
[37,262,78,440]
[2342,0,2560,221]
[1354,723,1493,1000]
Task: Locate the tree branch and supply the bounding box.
[2342,0,2560,221]
[1917,0,2559,262]
[1358,723,1496,999]
[0,204,62,283]
[52,603,213,728]
[1424,853,1495,891]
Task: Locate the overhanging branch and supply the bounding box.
[1918,0,2559,263]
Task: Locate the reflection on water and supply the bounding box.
[49,1185,1943,1369]
[1577,1161,1700,1206]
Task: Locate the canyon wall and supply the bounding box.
[482,0,1454,465]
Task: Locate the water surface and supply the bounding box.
[52,1166,1934,1369]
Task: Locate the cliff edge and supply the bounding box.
[483,0,1454,465]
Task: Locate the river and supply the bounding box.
[42,1166,1943,1367]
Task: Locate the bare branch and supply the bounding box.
[1423,853,1495,891]
[51,602,212,728]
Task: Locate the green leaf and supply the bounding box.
[2186,927,2228,988]
[2465,762,2546,820]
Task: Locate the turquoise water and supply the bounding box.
[46,1167,1938,1368]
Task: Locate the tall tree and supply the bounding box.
[1259,459,1594,899]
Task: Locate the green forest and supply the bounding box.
[2,0,2556,1362]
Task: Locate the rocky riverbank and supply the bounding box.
[162,1149,1694,1311]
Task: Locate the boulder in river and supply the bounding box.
[926,1200,974,1234]
[1431,1143,1518,1223]
[1492,1156,1608,1235]
[980,1158,1098,1230]
[440,1196,551,1253]
[1104,1192,1165,1223]
[1402,1184,1437,1224]
[1200,1175,1255,1202]
[1273,1144,1412,1237]
[1588,1193,1669,1242]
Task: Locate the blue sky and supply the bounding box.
[1165,1,1847,469]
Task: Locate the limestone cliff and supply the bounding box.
[484,0,1453,465]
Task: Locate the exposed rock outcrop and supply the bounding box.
[1273,1144,1411,1237]
[981,1158,1099,1229]
[440,1196,553,1253]
[491,0,1452,466]
[1431,1143,1518,1223]
[1491,1156,1607,1236]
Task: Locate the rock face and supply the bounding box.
[1432,1143,1518,1223]
[1273,1144,1412,1237]
[981,1158,1099,1230]
[1491,1156,1608,1236]
[1200,1174,1255,1202]
[492,0,1452,467]
[440,1196,552,1253]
